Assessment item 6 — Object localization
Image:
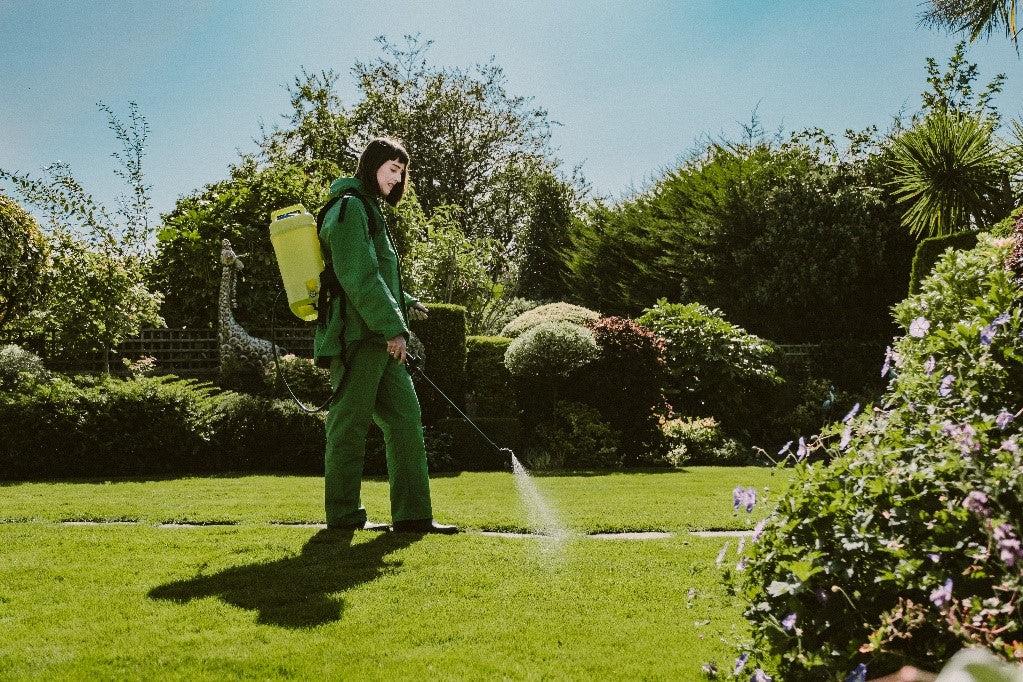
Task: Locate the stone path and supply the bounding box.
[20,520,756,539]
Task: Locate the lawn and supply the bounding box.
[0,467,791,680]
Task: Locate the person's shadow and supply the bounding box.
[149,529,420,628]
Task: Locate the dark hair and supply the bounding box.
[355,137,410,206]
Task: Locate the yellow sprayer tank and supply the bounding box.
[269,204,324,322]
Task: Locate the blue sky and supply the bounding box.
[2,0,1022,220]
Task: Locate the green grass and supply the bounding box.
[0,468,792,680]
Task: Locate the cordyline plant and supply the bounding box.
[732,229,1023,680]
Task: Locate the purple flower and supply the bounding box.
[716,542,729,567]
[942,422,979,456]
[752,519,767,542]
[1000,439,1020,454]
[733,486,744,510]
[777,440,792,456]
[939,374,955,398]
[842,403,861,423]
[735,557,747,572]
[845,663,868,682]
[781,613,797,631]
[909,316,930,337]
[881,346,894,378]
[839,424,853,451]
[962,490,990,517]
[733,653,749,676]
[996,410,1014,430]
[924,355,936,376]
[927,552,941,563]
[993,524,1023,567]
[796,437,807,462]
[742,487,757,513]
[752,670,773,682]
[980,324,996,346]
[930,578,953,608]
[994,312,1011,326]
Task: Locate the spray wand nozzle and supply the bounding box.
[402,351,518,469]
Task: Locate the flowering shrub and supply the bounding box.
[567,316,668,464]
[499,301,600,338]
[660,416,749,466]
[736,233,1023,679]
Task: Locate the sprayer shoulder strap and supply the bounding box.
[315,190,379,327]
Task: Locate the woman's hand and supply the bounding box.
[387,335,408,363]
[409,302,429,321]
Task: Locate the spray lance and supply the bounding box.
[267,204,517,466]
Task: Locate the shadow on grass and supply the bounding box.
[148,529,420,628]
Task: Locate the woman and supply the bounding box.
[314,136,457,534]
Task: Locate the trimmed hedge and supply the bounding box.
[908,230,978,295]
[410,303,467,424]
[465,335,515,419]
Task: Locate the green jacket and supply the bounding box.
[313,177,417,365]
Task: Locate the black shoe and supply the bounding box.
[327,520,391,532]
[392,519,459,534]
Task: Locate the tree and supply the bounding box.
[349,35,558,245]
[0,194,49,329]
[890,111,1012,237]
[150,158,337,329]
[0,102,163,371]
[563,128,916,342]
[921,0,1020,45]
[888,42,1017,238]
[515,172,575,301]
[259,68,359,171]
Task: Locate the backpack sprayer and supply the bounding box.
[267,204,515,464]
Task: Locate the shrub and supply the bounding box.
[566,316,667,464]
[908,230,979,295]
[0,344,51,391]
[636,300,781,442]
[207,393,325,473]
[499,301,600,338]
[476,296,544,337]
[524,401,622,470]
[465,335,515,419]
[737,233,1023,679]
[435,416,523,471]
[265,354,331,404]
[659,416,750,466]
[0,374,220,479]
[409,303,467,424]
[504,321,597,380]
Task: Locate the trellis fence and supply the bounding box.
[0,327,315,379]
[1,329,886,382]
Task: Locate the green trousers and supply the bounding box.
[325,343,433,526]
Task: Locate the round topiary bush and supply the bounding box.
[499,301,600,338]
[504,320,598,380]
[737,233,1023,680]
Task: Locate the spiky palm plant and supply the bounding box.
[921,0,1020,45]
[889,111,1012,238]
